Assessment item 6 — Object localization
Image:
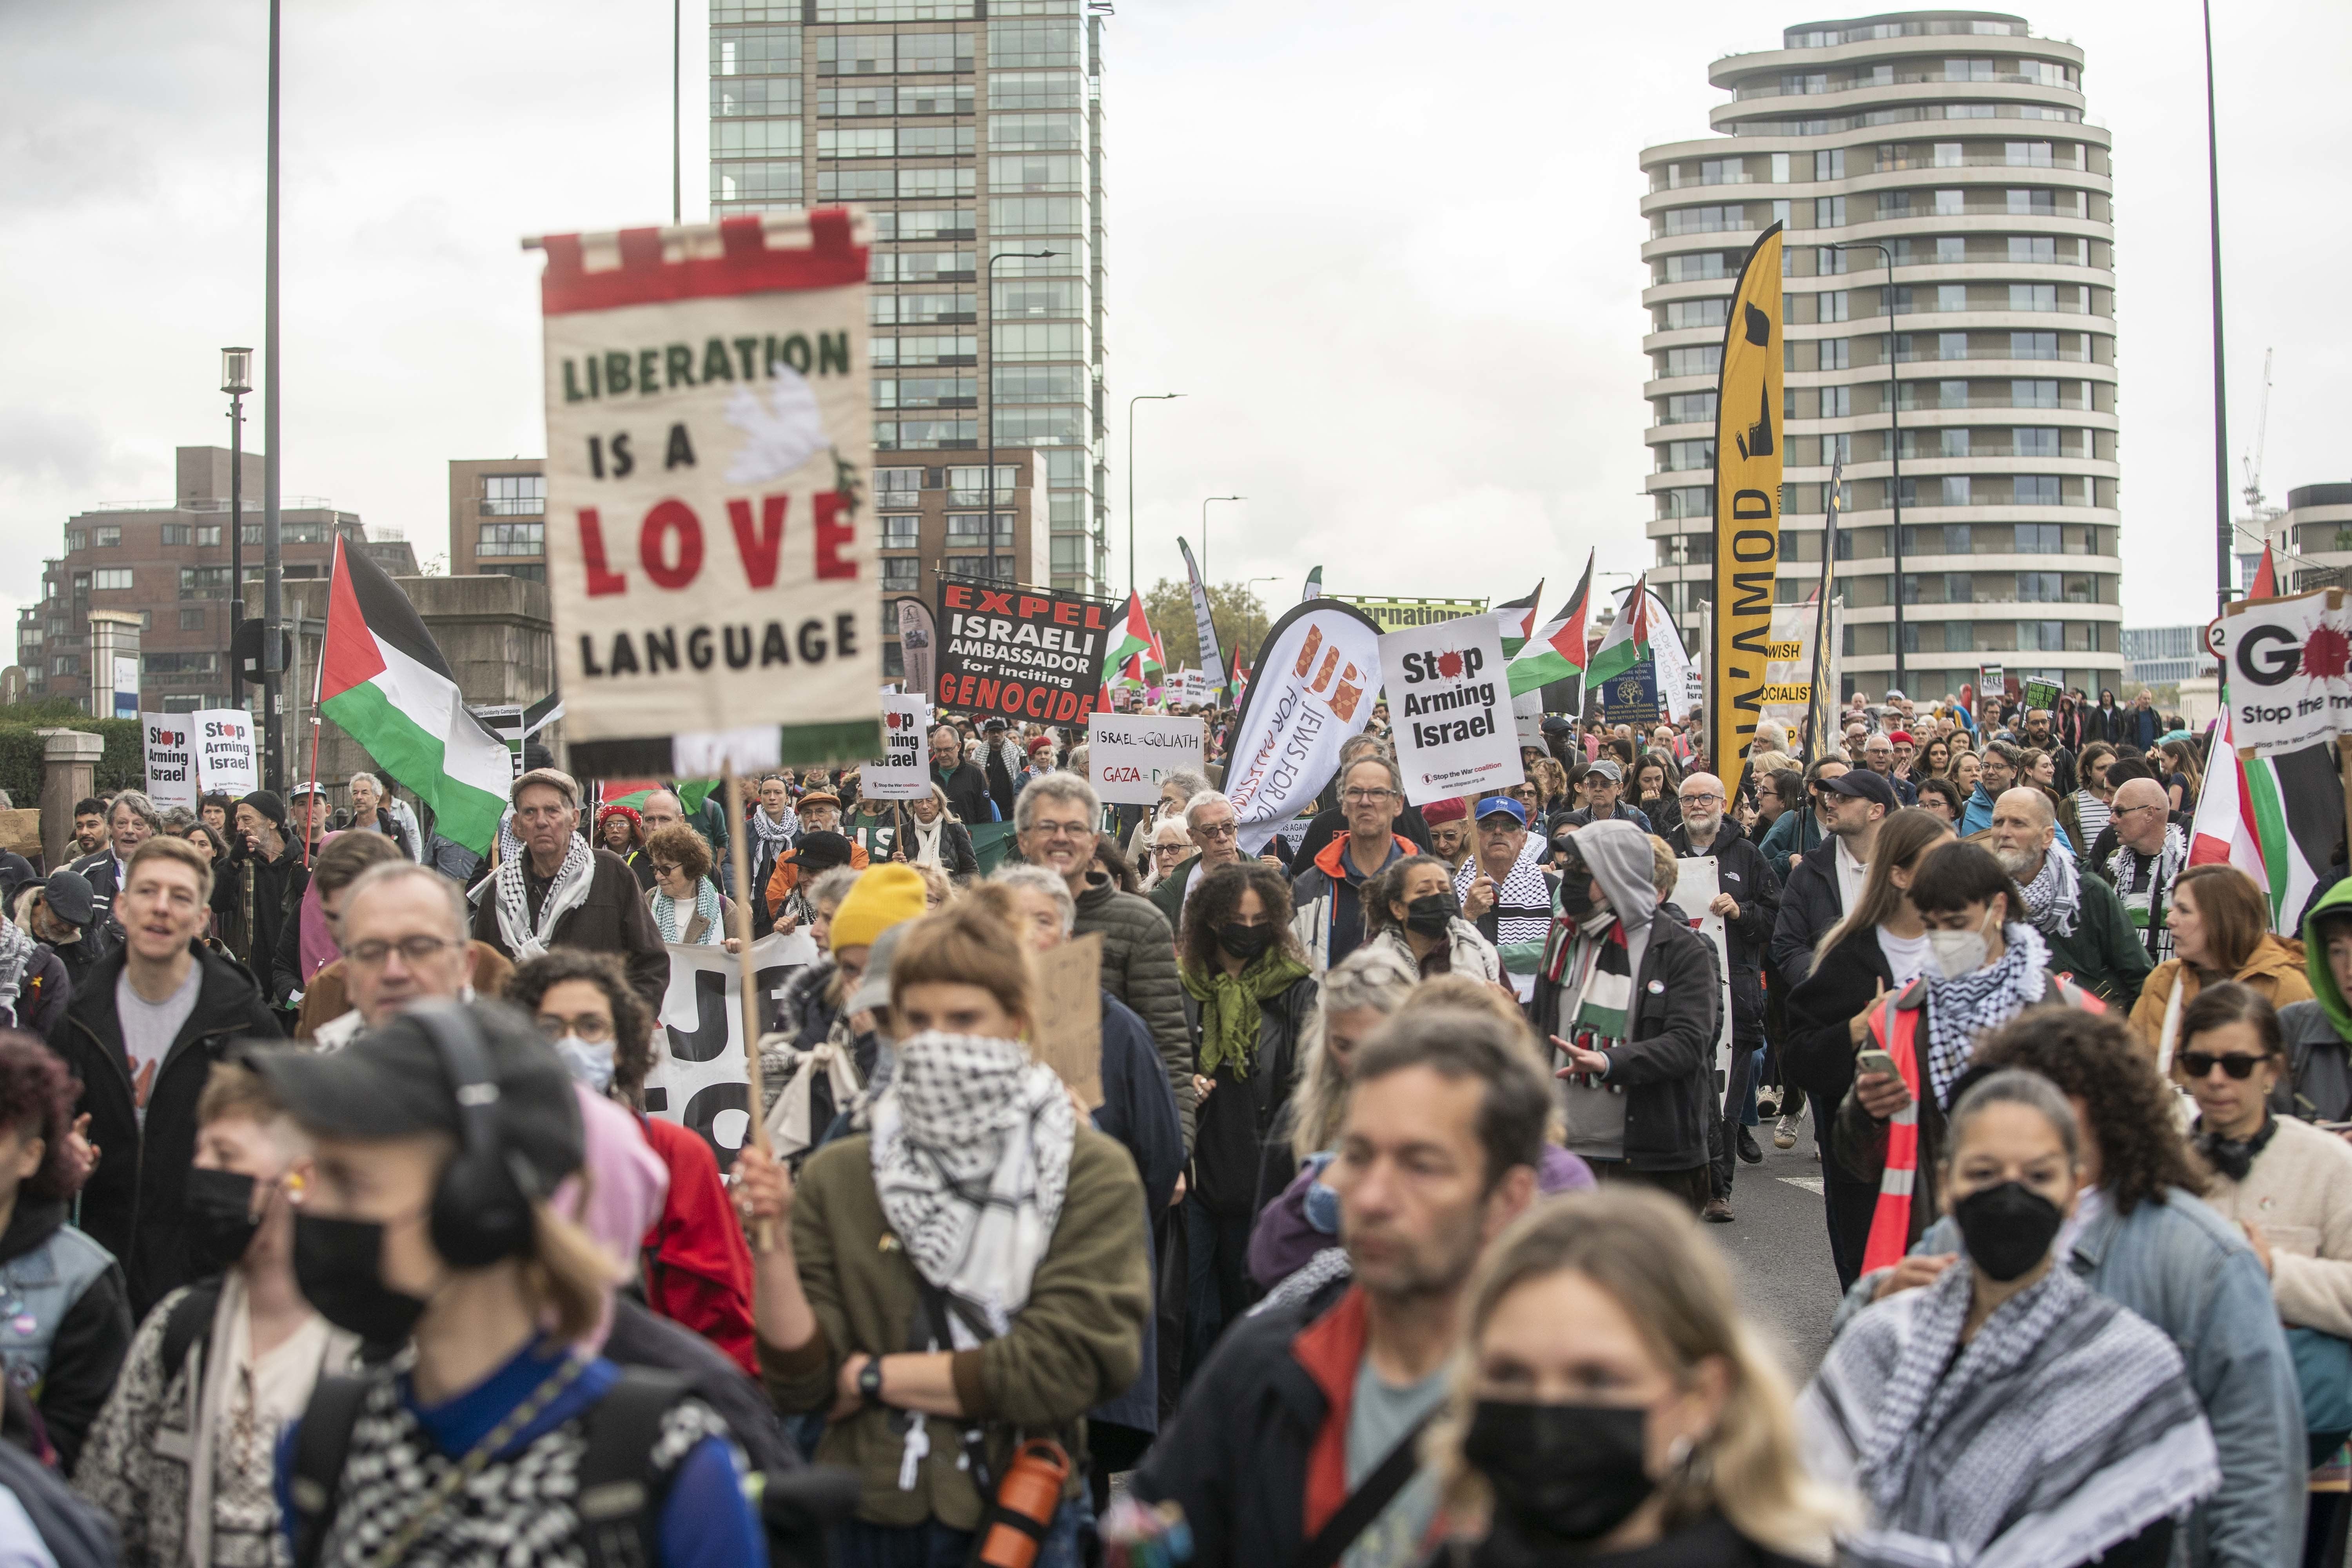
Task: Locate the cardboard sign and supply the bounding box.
[1030,931,1105,1110]
[645,929,820,1171]
[192,709,259,798]
[0,810,40,861]
[862,693,933,800]
[141,714,199,810]
[933,576,1122,724]
[534,209,880,774]
[1381,615,1523,806]
[1088,712,1206,805]
[2022,678,2061,713]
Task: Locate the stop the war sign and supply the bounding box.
[1379,615,1524,807]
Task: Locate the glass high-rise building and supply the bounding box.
[1640,11,2125,700]
[708,0,1109,597]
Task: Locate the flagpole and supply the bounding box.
[299,718,321,867]
[722,760,773,1249]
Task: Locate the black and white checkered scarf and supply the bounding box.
[493,832,595,961]
[869,1030,1074,1339]
[1921,923,2049,1110]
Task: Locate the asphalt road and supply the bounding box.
[1711,1115,1848,1385]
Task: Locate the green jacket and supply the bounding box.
[756,1127,1150,1529]
[2040,860,2154,1006]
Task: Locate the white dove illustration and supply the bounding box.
[723,369,829,485]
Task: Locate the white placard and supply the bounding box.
[1088,712,1207,805]
[192,709,258,798]
[141,714,199,810]
[1672,855,1737,1082]
[862,694,933,800]
[1380,615,1523,807]
[645,928,820,1172]
[2209,587,2352,756]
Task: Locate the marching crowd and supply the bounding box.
[0,674,2343,1565]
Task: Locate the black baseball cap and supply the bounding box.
[1540,716,1573,737]
[37,871,94,927]
[240,1000,583,1196]
[1822,770,1900,811]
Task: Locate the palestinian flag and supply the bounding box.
[1584,574,1651,689]
[1490,580,1544,658]
[1103,591,1163,687]
[317,537,513,854]
[2189,705,2339,935]
[1301,565,1323,602]
[1506,550,1595,697]
[598,779,720,816]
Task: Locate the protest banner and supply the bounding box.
[1178,537,1224,686]
[193,709,259,797]
[1380,614,1521,806]
[1759,604,1817,733]
[861,693,933,800]
[894,597,938,700]
[1673,857,1737,1083]
[141,715,199,810]
[1708,222,1785,791]
[1223,597,1383,853]
[2211,588,2352,755]
[934,574,1121,723]
[644,929,819,1170]
[1335,595,1488,632]
[1597,664,1664,726]
[1089,712,1206,805]
[2022,678,2061,713]
[533,209,880,778]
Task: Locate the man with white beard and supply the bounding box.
[1986,786,2151,1006]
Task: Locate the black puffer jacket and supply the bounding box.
[1074,873,1197,1146]
[1767,836,1845,986]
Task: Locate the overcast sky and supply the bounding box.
[2,0,2343,640]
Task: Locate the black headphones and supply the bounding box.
[403,999,539,1269]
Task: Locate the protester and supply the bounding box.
[1630,755,1682,837]
[1987,786,2151,1005]
[1292,736,1436,867]
[247,1002,766,1564]
[1557,759,1654,834]
[766,826,864,932]
[1455,797,1556,1002]
[1423,797,1472,872]
[1016,773,1194,1145]
[1147,788,1245,928]
[597,801,654,890]
[1540,822,1719,1212]
[50,836,281,1317]
[1292,753,1420,972]
[1123,769,1209,868]
[902,785,978,878]
[0,1036,131,1474]
[285,784,330,867]
[230,791,307,1023]
[929,722,992,824]
[2065,740,2116,853]
[2018,708,2078,797]
[755,863,865,1124]
[1363,853,1500,984]
[742,773,798,937]
[18,871,100,999]
[74,1062,361,1565]
[1858,732,1917,807]
[2162,738,2204,817]
[472,767,668,1013]
[301,860,507,1057]
[1177,861,1318,1352]
[1802,1070,2219,1567]
[506,948,758,1377]
[1912,774,1963,825]
[69,798,107,863]
[1431,1189,1845,1566]
[74,790,161,936]
[340,773,416,860]
[280,830,407,1034]
[1842,1005,2308,1568]
[644,823,740,949]
[1759,757,1844,875]
[1670,772,1783,1221]
[2128,864,2313,1065]
[737,893,1150,1564]
[1770,767,1892,986]
[2283,884,2352,1123]
[759,863,927,1146]
[1958,740,2020,836]
[1142,815,1193,891]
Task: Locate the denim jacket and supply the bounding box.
[1832,1187,2305,1568]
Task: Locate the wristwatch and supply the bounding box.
[858,1357,886,1406]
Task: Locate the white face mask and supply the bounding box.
[1927,908,1998,980]
[554,1035,615,1095]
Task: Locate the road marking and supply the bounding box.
[1779,1176,1825,1194]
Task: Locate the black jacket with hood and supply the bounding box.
[1768,836,1847,986]
[47,940,282,1317]
[2279,878,2352,1123]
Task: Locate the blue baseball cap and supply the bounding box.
[1475,795,1528,828]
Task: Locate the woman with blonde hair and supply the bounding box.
[1430,1187,1846,1565]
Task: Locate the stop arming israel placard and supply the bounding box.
[533,210,880,776]
[142,715,198,810]
[1380,615,1523,807]
[1089,712,1206,805]
[861,693,933,801]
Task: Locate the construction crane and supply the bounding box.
[2241,347,2274,516]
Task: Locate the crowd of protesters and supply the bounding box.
[0,674,2346,1565]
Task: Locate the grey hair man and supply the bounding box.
[315,861,480,1047]
[1290,753,1412,971]
[1987,786,2150,1006]
[2102,777,2185,964]
[1145,789,1244,929]
[470,768,668,1011]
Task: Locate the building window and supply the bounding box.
[1820,338,1850,370]
[880,515,922,547]
[945,466,1018,501]
[91,526,122,547]
[180,606,209,630]
[876,468,926,506]
[2012,378,2059,408]
[875,376,978,409]
[1656,487,1710,521]
[2014,475,2063,506]
[992,407,1085,445]
[2014,427,2059,456]
[2010,331,2058,361]
[2016,523,2062,552]
[49,656,78,677]
[713,26,800,76]
[92,568,133,590]
[989,154,1083,194]
[989,195,1083,234]
[1938,332,1969,361]
[987,17,1077,69]
[897,29,975,72]
[987,70,1080,111]
[876,209,977,243]
[715,120,804,159]
[2009,235,2057,265]
[2007,188,2058,216]
[2018,620,2066,652]
[713,76,801,117]
[241,521,331,545]
[1662,346,1722,378]
[723,161,807,202]
[1662,440,1716,473]
[485,563,546,584]
[1662,392,1717,425]
[481,474,545,515]
[942,556,1014,581]
[160,524,223,546]
[881,559,922,593]
[143,652,221,675]
[477,523,546,556]
[944,514,1013,546]
[1665,298,1728,331]
[180,567,232,601]
[991,113,1082,152]
[1813,148,1844,181]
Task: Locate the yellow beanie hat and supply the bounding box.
[829,863,928,952]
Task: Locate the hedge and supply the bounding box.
[0,720,145,808]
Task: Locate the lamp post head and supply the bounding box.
[221,347,253,396]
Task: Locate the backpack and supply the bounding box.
[0,1423,118,1568]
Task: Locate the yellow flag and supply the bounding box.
[1709,223,1785,795]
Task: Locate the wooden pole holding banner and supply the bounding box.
[2337,737,2352,897]
[722,762,775,1250]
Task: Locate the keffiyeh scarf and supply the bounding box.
[2018,848,2081,939]
[652,875,724,944]
[2107,823,2188,963]
[493,832,595,961]
[1921,922,2049,1108]
[0,919,33,1026]
[870,1030,1075,1338]
[748,806,795,851]
[1456,840,1553,977]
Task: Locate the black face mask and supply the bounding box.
[1464,1399,1655,1545]
[1555,877,1597,921]
[1215,922,1273,962]
[1951,1180,2065,1283]
[184,1168,264,1278]
[1403,894,1455,937]
[293,1212,428,1345]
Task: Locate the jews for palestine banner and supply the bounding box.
[1709,222,1784,791]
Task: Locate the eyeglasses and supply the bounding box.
[1027,819,1094,840]
[1679,791,1724,806]
[2179,1051,2267,1080]
[2113,804,2164,818]
[345,935,460,968]
[651,862,682,878]
[537,1013,615,1044]
[1193,820,1239,840]
[1341,788,1396,804]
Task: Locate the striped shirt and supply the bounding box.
[2074,789,2112,846]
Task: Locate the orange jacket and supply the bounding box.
[764,841,869,916]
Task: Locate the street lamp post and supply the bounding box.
[1200,495,1243,587]
[1127,392,1183,596]
[262,0,285,791]
[985,249,1058,584]
[1831,240,1902,695]
[220,348,252,711]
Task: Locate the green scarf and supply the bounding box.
[1181,949,1311,1079]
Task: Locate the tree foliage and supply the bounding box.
[1141,579,1272,677]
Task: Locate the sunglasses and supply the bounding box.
[2178,1051,2268,1080]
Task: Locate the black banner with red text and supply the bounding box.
[933,575,1120,724]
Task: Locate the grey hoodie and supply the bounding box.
[1577,818,1664,979]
